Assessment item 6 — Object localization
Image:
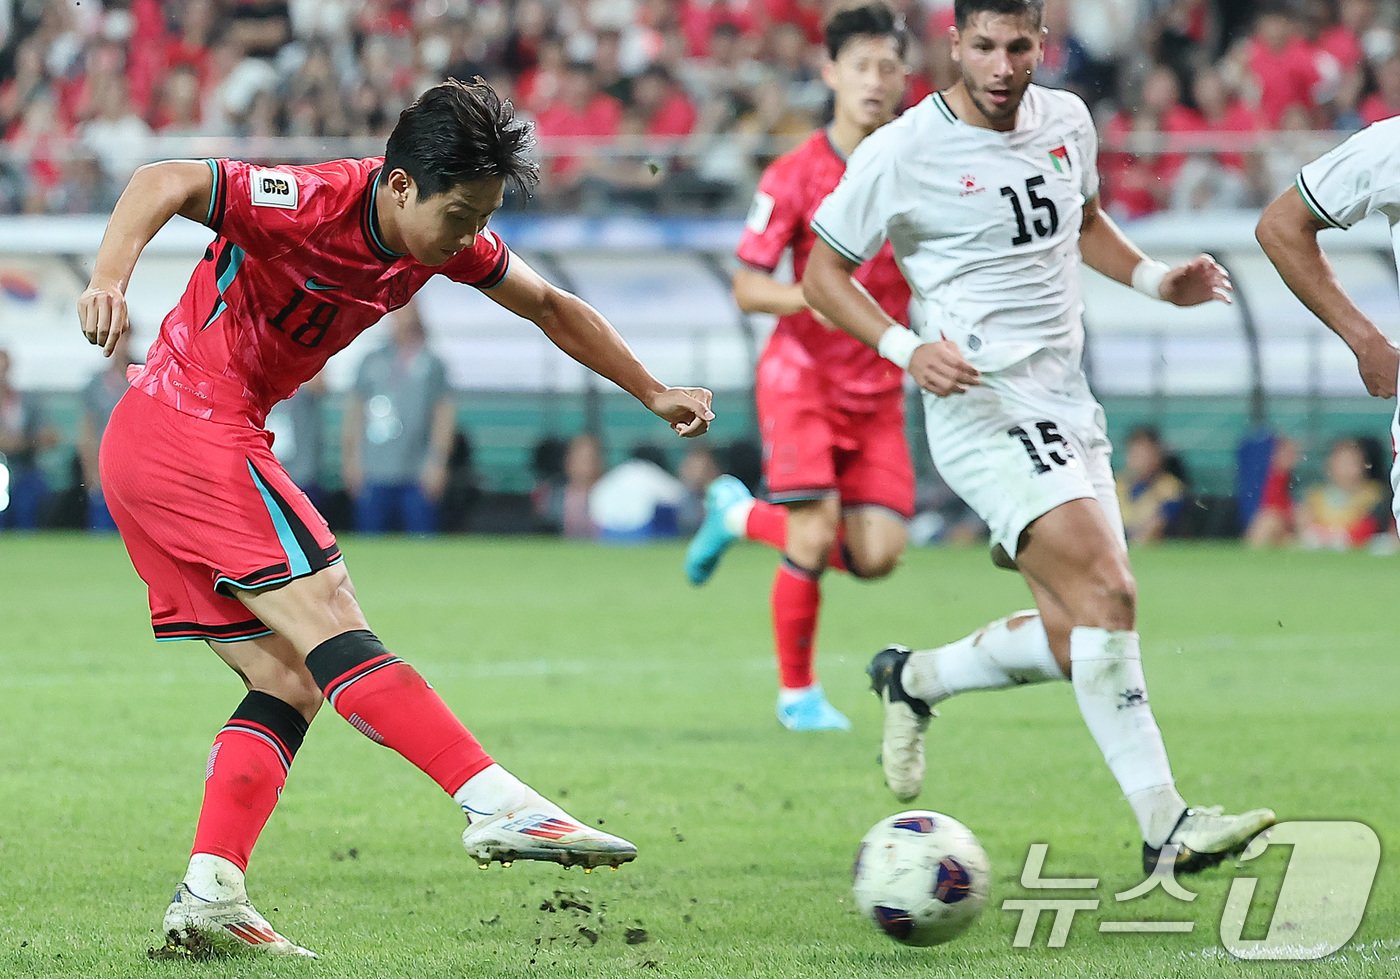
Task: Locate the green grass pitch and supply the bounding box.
[1,535,1395,978]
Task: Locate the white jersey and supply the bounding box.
[1296,116,1400,288]
[811,85,1100,372]
[1295,117,1400,530]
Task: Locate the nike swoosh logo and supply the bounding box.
[304,278,341,291]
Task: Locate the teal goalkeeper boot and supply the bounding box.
[684,475,753,585]
[776,685,852,732]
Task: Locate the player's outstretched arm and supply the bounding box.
[1257,187,1398,399]
[485,254,714,438]
[1079,196,1233,308]
[802,238,978,396]
[77,161,215,356]
[731,266,807,317]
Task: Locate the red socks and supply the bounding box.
[191,691,308,871]
[306,630,494,795]
[745,501,849,573]
[772,560,822,689]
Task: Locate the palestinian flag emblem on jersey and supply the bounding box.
[1049,145,1070,174]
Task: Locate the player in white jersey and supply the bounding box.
[802,0,1275,875]
[1256,117,1400,493]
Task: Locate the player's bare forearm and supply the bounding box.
[422,398,455,495]
[1078,198,1148,287]
[76,416,100,489]
[801,240,895,347]
[1256,189,1383,353]
[1257,188,1397,397]
[340,398,364,490]
[537,289,667,404]
[90,161,214,288]
[1081,196,1231,307]
[428,399,455,466]
[803,238,978,396]
[80,161,215,354]
[489,256,713,434]
[731,266,807,316]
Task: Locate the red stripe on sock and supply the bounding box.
[222,719,292,764]
[322,653,399,699]
[191,728,288,872]
[329,658,494,795]
[772,562,821,690]
[746,501,849,573]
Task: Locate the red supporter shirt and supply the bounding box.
[736,130,911,411]
[1360,94,1400,126]
[1317,26,1363,71]
[1207,100,1261,171]
[1246,37,1323,126]
[645,91,698,138]
[130,157,510,428]
[534,95,624,181]
[1153,104,1205,184]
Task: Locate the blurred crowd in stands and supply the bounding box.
[4,324,1391,550]
[1111,424,1394,551]
[0,0,1398,216]
[0,317,761,539]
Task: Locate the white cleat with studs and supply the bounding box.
[462,792,637,872]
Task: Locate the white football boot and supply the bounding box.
[161,882,317,957]
[867,645,934,802]
[1142,805,1278,875]
[462,791,637,871]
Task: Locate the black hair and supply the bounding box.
[953,0,1044,29]
[825,2,908,61]
[1337,434,1387,478]
[1128,425,1164,447]
[383,77,539,201]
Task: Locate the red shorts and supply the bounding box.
[755,354,914,517]
[100,389,341,643]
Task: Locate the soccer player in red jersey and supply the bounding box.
[684,3,913,731]
[77,78,713,957]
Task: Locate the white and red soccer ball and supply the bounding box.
[852,810,990,946]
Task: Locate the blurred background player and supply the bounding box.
[265,371,328,514]
[1256,114,1400,539]
[0,347,58,530]
[76,330,139,531]
[1295,436,1387,549]
[683,3,915,732]
[1114,425,1188,544]
[77,78,714,957]
[341,302,455,534]
[803,0,1274,874]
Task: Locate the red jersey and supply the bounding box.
[1245,37,1323,126]
[131,157,509,428]
[736,130,910,410]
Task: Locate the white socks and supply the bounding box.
[453,763,531,823]
[184,853,246,902]
[1069,627,1186,847]
[902,611,1064,704]
[723,497,755,537]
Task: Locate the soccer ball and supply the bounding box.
[852,810,990,946]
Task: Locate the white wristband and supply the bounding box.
[877,326,922,370]
[1131,259,1170,300]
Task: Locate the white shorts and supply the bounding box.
[922,346,1125,559]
